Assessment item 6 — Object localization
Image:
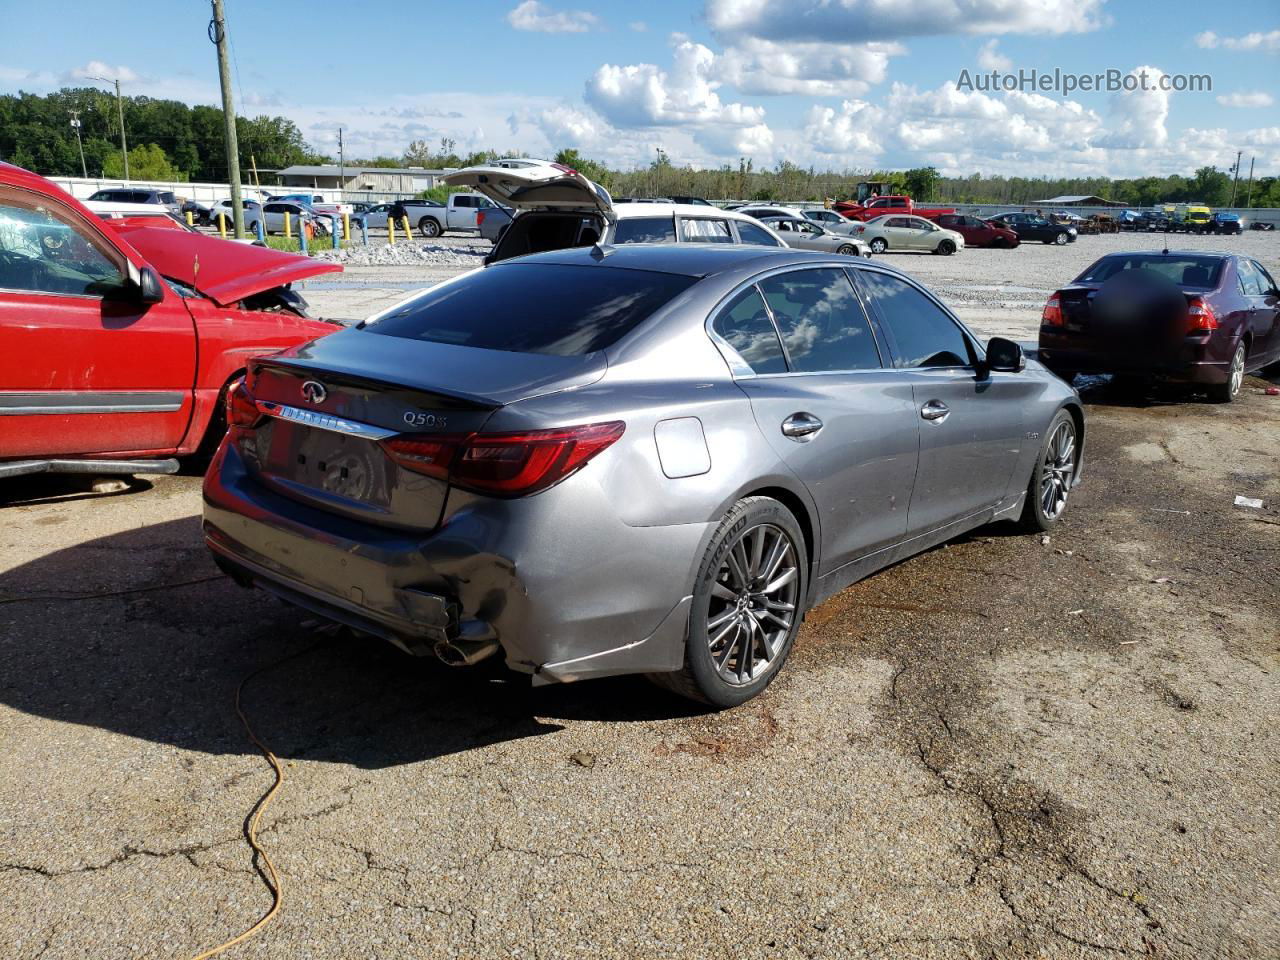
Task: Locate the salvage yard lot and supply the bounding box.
[2,234,1279,959]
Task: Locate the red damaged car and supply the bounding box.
[0,163,341,480]
[928,213,1020,248]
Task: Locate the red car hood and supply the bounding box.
[117,227,341,306]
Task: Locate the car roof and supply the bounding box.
[1098,250,1231,260]
[610,203,762,223]
[492,242,876,278]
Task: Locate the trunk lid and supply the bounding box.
[442,158,616,223]
[239,329,606,529]
[118,227,341,305]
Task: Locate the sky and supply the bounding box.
[1,0,1277,178]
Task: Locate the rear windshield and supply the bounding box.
[1076,254,1224,289]
[363,263,697,356]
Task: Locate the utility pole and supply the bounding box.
[69,110,88,178]
[1244,156,1255,208]
[338,126,345,203]
[209,0,245,238]
[1228,149,1242,207]
[87,75,128,180]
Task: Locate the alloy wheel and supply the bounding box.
[1229,345,1244,398]
[705,523,799,686]
[1039,420,1076,520]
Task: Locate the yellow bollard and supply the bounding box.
[185,210,194,226]
[217,212,227,239]
[388,214,396,244]
[343,212,351,240]
[283,211,292,239]
[402,215,412,239]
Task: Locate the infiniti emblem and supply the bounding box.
[300,380,328,404]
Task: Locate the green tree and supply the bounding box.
[103,143,183,181]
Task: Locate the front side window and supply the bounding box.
[364,263,697,356]
[711,286,787,374]
[734,222,781,247]
[612,216,677,244]
[758,268,881,373]
[680,218,732,243]
[0,194,125,297]
[857,271,972,368]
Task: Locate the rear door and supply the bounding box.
[0,185,197,458]
[721,267,920,574]
[856,268,1030,534]
[450,195,479,230]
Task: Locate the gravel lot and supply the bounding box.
[1,230,1278,960]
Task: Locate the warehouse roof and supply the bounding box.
[277,165,457,177]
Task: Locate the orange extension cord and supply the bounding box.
[187,643,320,960]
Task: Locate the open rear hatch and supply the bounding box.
[237,329,606,531]
[442,158,615,222]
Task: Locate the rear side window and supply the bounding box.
[160,193,176,204]
[712,287,787,374]
[758,268,881,373]
[613,217,677,244]
[858,271,972,368]
[1238,260,1265,296]
[734,222,781,247]
[680,218,732,243]
[364,263,697,356]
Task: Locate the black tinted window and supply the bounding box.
[735,222,781,246]
[1077,254,1224,289]
[758,268,881,373]
[613,217,677,244]
[712,287,787,374]
[365,264,696,356]
[859,272,971,368]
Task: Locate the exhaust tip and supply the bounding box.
[433,638,499,667]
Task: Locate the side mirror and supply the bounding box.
[136,265,164,304]
[985,336,1025,373]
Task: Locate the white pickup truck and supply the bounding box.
[272,192,354,218]
[358,192,497,237]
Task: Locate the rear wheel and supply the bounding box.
[936,239,956,256]
[648,497,806,708]
[1019,410,1076,532]
[1207,343,1245,403]
[869,238,888,254]
[419,217,441,238]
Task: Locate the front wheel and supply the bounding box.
[1053,232,1069,245]
[1019,410,1077,532]
[837,244,857,256]
[936,239,956,256]
[869,238,888,254]
[649,497,807,708]
[1207,343,1245,403]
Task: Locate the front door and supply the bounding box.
[0,186,197,458]
[714,267,920,575]
[855,268,1029,533]
[1239,259,1280,363]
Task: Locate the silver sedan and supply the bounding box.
[203,245,1084,707]
[760,216,871,257]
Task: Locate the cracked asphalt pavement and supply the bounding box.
[2,290,1279,957]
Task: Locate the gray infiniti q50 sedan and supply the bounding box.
[203,245,1084,707]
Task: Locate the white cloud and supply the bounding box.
[506,1,600,34]
[716,38,903,96]
[1195,29,1280,51]
[1095,65,1169,149]
[803,100,884,156]
[1216,90,1274,108]
[64,60,140,84]
[976,38,1011,71]
[706,0,1105,42]
[629,21,648,32]
[586,35,766,128]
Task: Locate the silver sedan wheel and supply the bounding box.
[1229,345,1244,398]
[1039,420,1076,520]
[706,523,799,686]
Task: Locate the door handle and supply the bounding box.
[920,400,950,422]
[781,412,823,441]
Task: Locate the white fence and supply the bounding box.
[44,176,422,205]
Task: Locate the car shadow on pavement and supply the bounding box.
[0,516,705,771]
[0,473,155,506]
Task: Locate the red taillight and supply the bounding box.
[1042,294,1063,327]
[380,421,625,497]
[476,211,486,228]
[1186,296,1218,332]
[225,377,262,428]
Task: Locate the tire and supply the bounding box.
[1053,232,1069,245]
[1207,342,1246,404]
[869,238,888,254]
[648,497,807,708]
[1018,410,1077,533]
[936,239,956,256]
[837,244,857,256]
[419,217,441,238]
